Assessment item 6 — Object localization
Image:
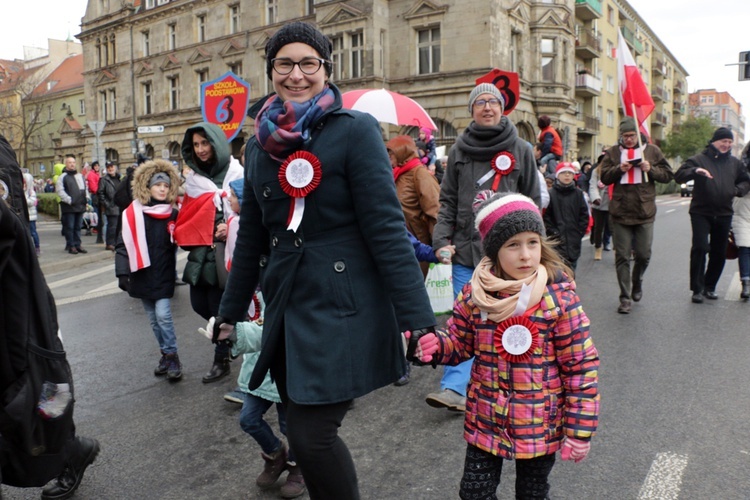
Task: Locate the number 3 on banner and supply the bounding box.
[215,96,235,123]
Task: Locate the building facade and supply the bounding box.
[689,88,746,157]
[74,0,689,167]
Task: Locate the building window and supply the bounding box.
[417,26,440,75]
[109,35,116,64]
[229,61,243,78]
[606,109,614,128]
[230,4,240,34]
[102,37,109,67]
[700,95,714,104]
[100,91,108,121]
[95,39,102,67]
[197,15,206,43]
[541,37,555,82]
[305,0,314,16]
[142,31,150,57]
[79,99,86,115]
[168,76,180,111]
[350,31,363,79]
[168,24,176,51]
[109,89,117,120]
[606,75,614,93]
[145,0,154,7]
[331,35,345,80]
[47,105,53,121]
[197,69,209,100]
[510,32,521,73]
[607,40,614,59]
[607,6,614,25]
[143,82,152,115]
[379,30,385,73]
[266,0,277,24]
[596,105,602,122]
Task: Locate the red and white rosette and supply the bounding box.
[490,151,515,190]
[247,294,261,322]
[494,316,540,364]
[278,151,322,232]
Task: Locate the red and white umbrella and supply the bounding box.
[341,89,437,130]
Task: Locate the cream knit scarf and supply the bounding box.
[469,256,548,323]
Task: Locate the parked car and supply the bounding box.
[680,180,694,197]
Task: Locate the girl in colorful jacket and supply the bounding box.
[409,192,599,499]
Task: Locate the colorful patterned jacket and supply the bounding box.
[436,278,599,460]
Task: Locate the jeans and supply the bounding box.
[240,393,294,460]
[689,213,732,293]
[105,215,118,246]
[611,221,653,301]
[459,444,555,499]
[28,220,40,249]
[61,212,83,249]
[739,247,750,279]
[141,298,177,354]
[439,263,474,397]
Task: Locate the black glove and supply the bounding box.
[405,326,438,368]
[118,276,129,292]
[212,316,236,345]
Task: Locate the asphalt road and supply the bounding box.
[3,194,750,499]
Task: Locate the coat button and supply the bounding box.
[263,187,271,198]
[272,236,278,247]
[294,237,302,247]
[259,256,268,267]
[334,261,345,272]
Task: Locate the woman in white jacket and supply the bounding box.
[23,171,40,255]
[732,191,750,299]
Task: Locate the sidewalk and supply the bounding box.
[36,212,114,275]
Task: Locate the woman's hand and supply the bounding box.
[215,222,228,241]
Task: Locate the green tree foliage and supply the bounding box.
[661,116,715,160]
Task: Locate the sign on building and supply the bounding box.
[200,71,250,142]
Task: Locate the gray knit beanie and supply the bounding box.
[265,22,333,79]
[149,172,171,188]
[474,192,544,259]
[468,83,505,114]
[619,116,637,136]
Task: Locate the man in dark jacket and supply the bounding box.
[674,127,750,303]
[98,162,122,250]
[600,117,674,314]
[55,154,88,255]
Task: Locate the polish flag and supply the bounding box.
[617,30,654,139]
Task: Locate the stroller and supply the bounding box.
[81,195,99,236]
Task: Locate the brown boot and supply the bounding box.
[256,443,288,488]
[594,247,603,261]
[280,464,307,498]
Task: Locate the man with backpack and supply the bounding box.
[1,137,100,498]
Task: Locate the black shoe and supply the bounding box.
[42,437,100,500]
[702,290,718,300]
[631,281,642,302]
[691,293,704,304]
[166,353,182,381]
[76,247,88,254]
[154,352,168,376]
[617,299,632,314]
[393,363,411,386]
[202,359,230,383]
[68,247,79,255]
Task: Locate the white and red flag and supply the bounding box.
[617,30,654,139]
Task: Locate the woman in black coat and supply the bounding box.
[216,22,435,499]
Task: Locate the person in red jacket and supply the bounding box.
[537,115,563,175]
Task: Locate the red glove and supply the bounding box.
[560,437,590,463]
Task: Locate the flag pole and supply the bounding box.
[631,102,648,182]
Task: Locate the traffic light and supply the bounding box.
[740,51,750,81]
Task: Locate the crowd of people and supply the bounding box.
[5,19,750,500]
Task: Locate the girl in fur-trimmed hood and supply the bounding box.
[115,159,183,381]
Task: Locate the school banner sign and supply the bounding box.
[475,69,520,115]
[200,72,250,142]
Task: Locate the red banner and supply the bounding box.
[201,72,250,142]
[475,69,520,115]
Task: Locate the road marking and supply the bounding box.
[638,452,688,500]
[665,209,675,213]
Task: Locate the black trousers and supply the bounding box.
[273,350,359,500]
[189,285,229,358]
[459,444,555,500]
[689,213,732,293]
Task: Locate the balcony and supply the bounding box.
[652,111,668,127]
[651,84,665,101]
[577,113,600,136]
[674,80,685,94]
[575,73,602,97]
[575,0,602,20]
[673,101,685,114]
[575,28,601,59]
[621,26,643,55]
[652,56,665,76]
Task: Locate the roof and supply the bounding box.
[29,54,84,98]
[0,58,44,93]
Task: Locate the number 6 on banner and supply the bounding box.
[201,71,251,142]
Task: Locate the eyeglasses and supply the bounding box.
[271,57,328,75]
[473,98,502,109]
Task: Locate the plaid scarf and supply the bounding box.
[255,86,336,161]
